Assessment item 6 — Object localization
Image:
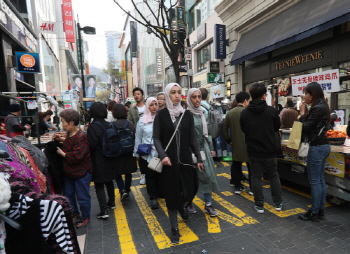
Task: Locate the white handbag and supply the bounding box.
[192,151,206,164]
[298,126,325,157]
[148,111,186,173]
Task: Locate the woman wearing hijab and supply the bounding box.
[186,88,220,216]
[153,83,204,245]
[134,97,160,209]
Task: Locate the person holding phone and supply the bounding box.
[153,83,203,245]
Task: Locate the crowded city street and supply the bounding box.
[0,0,349,254]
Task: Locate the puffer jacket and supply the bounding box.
[299,99,330,146]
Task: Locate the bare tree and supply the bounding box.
[113,0,183,83]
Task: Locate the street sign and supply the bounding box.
[187,69,193,76]
[185,54,192,61]
[208,73,224,83]
[209,61,220,73]
[176,6,185,29]
[214,24,226,59]
[15,52,41,73]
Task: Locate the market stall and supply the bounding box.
[278,129,350,202]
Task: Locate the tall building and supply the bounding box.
[105,31,123,71]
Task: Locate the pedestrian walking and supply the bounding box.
[153,83,204,245]
[87,102,118,220]
[280,101,298,128]
[298,82,331,221]
[186,88,220,216]
[5,104,31,138]
[157,92,166,110]
[222,91,253,195]
[53,109,93,228]
[128,87,146,185]
[113,104,138,201]
[106,100,117,122]
[240,83,282,214]
[134,97,160,209]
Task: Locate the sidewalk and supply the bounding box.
[79,161,350,254]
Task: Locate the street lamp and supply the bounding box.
[77,23,96,98]
[226,77,231,97]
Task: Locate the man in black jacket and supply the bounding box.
[240,83,282,214]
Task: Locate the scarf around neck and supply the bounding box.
[187,88,208,138]
[142,97,158,125]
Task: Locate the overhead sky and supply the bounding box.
[72,0,133,69]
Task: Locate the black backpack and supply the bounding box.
[94,121,134,157]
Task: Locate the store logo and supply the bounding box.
[275,51,323,70]
[20,54,35,68]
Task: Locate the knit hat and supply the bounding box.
[9,104,21,112]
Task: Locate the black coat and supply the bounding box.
[299,99,330,146]
[31,120,48,137]
[113,119,138,175]
[87,118,119,183]
[44,141,64,194]
[240,100,280,158]
[153,109,199,210]
[347,116,350,137]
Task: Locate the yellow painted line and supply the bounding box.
[114,189,137,253]
[215,165,217,168]
[158,199,199,244]
[242,163,247,166]
[131,186,171,249]
[192,196,221,233]
[221,191,233,196]
[90,182,94,186]
[242,171,248,175]
[263,185,270,189]
[211,193,258,225]
[221,161,230,167]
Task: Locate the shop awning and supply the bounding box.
[230,0,350,66]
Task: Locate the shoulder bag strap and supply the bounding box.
[317,125,326,136]
[93,121,107,131]
[164,110,186,152]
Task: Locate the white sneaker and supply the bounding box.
[140,174,146,185]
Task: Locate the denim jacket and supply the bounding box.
[133,118,158,163]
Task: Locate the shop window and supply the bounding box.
[197,42,212,72]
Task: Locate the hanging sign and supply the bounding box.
[211,84,224,99]
[208,73,224,83]
[176,6,185,29]
[130,21,138,58]
[62,0,75,43]
[291,69,340,95]
[214,24,226,59]
[15,52,40,73]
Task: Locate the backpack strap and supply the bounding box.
[201,104,210,112]
[93,121,107,131]
[122,120,129,128]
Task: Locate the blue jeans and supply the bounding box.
[64,172,92,218]
[307,144,331,214]
[204,193,212,205]
[116,174,132,193]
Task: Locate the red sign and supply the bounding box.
[62,0,75,43]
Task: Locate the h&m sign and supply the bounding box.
[275,51,323,70]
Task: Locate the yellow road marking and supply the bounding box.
[211,193,258,225]
[131,186,172,249]
[242,171,248,175]
[90,182,94,187]
[242,163,247,166]
[114,190,137,253]
[221,161,230,167]
[158,199,199,244]
[192,196,221,233]
[221,191,233,196]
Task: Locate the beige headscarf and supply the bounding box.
[187,88,208,138]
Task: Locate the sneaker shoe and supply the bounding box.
[151,199,159,210]
[254,205,264,214]
[235,186,246,195]
[120,190,129,202]
[97,210,109,219]
[76,217,90,228]
[140,174,146,185]
[107,202,116,209]
[179,208,189,221]
[170,228,180,245]
[275,203,282,211]
[72,214,82,225]
[204,205,219,217]
[248,188,254,196]
[229,179,234,186]
[185,203,196,214]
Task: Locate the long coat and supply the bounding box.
[87,118,119,183]
[222,105,249,162]
[153,109,199,210]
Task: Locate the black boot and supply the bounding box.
[179,208,189,221]
[298,210,319,221]
[170,228,180,244]
[318,209,325,220]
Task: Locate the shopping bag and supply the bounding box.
[344,137,350,147]
[287,121,303,150]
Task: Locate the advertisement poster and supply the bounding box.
[208,73,224,83]
[291,69,340,95]
[211,84,224,99]
[84,75,96,98]
[334,109,346,126]
[16,52,40,73]
[277,78,292,96]
[325,152,345,178]
[62,93,73,109]
[62,0,75,43]
[69,75,83,101]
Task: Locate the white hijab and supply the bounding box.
[164,83,184,122]
[187,88,208,138]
